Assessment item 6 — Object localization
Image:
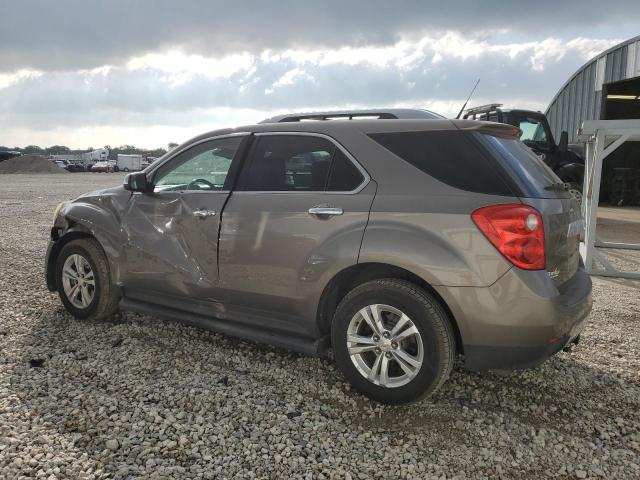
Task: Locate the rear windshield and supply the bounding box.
[476,133,570,199]
[368,130,514,196]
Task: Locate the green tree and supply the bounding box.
[23,145,44,155]
[47,145,71,155]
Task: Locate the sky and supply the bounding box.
[0,1,638,150]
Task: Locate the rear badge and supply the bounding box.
[548,268,560,280]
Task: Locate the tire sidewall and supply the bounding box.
[332,282,449,404]
[55,242,102,319]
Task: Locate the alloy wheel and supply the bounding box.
[346,304,424,388]
[61,254,96,309]
[568,186,583,207]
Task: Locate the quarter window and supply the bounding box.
[242,135,364,192]
[327,149,364,191]
[153,137,243,192]
[369,130,513,196]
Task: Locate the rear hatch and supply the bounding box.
[473,129,582,286]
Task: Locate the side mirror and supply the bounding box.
[558,131,568,153]
[123,172,152,192]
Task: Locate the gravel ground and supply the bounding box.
[1,173,639,480]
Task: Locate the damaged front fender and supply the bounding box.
[45,187,131,291]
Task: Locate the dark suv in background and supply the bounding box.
[45,109,592,403]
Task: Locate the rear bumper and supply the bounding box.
[462,334,583,371]
[435,266,592,371]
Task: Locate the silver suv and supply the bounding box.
[45,109,592,403]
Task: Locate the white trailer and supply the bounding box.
[51,149,109,168]
[117,154,144,172]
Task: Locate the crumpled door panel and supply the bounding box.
[121,191,226,300]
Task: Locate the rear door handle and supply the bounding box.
[308,207,343,216]
[193,208,216,218]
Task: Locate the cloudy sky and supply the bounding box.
[1,1,638,149]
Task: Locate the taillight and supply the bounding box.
[471,204,545,270]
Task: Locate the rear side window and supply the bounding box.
[327,149,364,191]
[241,135,365,192]
[477,133,568,199]
[368,131,513,196]
[243,135,333,191]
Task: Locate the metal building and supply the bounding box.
[546,35,640,144]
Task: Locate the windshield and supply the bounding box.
[477,133,570,199]
[518,117,549,148]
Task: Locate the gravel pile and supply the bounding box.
[0,155,68,174]
[1,173,639,479]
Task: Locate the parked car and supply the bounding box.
[66,163,86,173]
[45,109,592,404]
[0,150,21,161]
[53,160,69,170]
[90,161,114,173]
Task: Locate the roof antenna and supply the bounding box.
[455,78,480,119]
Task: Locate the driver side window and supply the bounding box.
[153,136,243,192]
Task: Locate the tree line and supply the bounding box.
[0,144,171,160]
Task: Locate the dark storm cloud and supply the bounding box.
[0,40,599,129]
[0,0,638,72]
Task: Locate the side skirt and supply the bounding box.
[119,297,329,356]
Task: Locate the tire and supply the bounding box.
[567,182,583,206]
[331,279,455,404]
[123,167,129,172]
[55,238,119,320]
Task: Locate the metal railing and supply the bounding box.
[578,119,640,280]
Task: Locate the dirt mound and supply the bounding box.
[0,155,68,174]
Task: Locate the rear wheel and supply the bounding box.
[331,279,455,404]
[55,238,119,320]
[567,182,583,206]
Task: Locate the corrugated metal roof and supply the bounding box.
[546,35,640,143]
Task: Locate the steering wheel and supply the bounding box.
[187,178,216,190]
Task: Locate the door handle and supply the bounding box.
[308,207,343,216]
[193,209,216,218]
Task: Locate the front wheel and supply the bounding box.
[331,279,455,404]
[55,238,119,320]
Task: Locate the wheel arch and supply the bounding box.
[557,162,585,185]
[316,262,463,354]
[46,225,114,292]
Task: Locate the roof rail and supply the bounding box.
[259,108,444,123]
[463,103,503,116]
